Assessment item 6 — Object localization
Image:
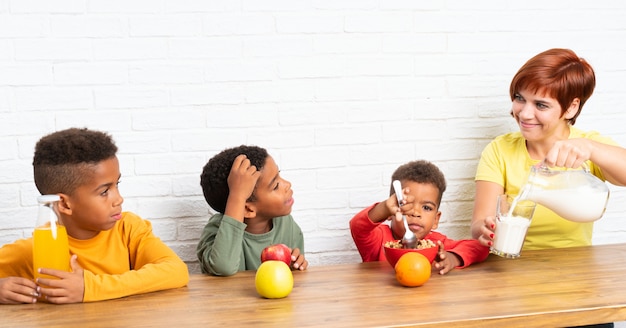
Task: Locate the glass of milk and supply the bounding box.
[490,195,536,258]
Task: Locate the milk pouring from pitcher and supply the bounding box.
[517,163,610,223]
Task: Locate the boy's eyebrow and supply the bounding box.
[267,173,279,188]
[95,174,121,191]
[265,167,280,189]
[422,200,438,208]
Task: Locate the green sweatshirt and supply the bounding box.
[196,213,305,276]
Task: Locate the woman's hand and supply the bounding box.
[544,138,592,169]
[474,216,496,248]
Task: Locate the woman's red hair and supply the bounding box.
[509,48,595,125]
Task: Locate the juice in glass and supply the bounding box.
[33,224,70,280]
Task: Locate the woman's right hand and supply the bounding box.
[471,180,503,247]
[476,216,497,248]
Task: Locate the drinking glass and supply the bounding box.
[490,195,536,258]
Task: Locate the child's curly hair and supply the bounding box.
[390,160,447,205]
[33,128,118,195]
[200,145,268,213]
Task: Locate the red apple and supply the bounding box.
[261,244,292,267]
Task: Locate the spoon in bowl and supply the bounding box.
[392,180,417,249]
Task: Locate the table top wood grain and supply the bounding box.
[4,243,626,327]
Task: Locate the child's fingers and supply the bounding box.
[0,277,39,304]
[437,241,446,257]
[70,254,83,275]
[293,256,308,271]
[395,211,403,222]
[290,247,300,261]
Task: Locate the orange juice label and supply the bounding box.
[33,225,70,281]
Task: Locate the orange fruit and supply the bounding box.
[394,252,431,287]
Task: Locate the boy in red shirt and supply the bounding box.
[350,160,488,275]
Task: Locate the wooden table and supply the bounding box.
[3,243,626,327]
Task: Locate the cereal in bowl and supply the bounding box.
[385,239,436,250]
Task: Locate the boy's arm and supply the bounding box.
[437,233,490,268]
[349,203,392,262]
[0,240,41,304]
[194,154,256,276]
[0,239,35,279]
[285,215,306,270]
[223,154,260,223]
[82,216,189,302]
[196,215,246,276]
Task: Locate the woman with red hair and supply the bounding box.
[472,48,626,252]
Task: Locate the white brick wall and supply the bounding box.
[2,1,626,273]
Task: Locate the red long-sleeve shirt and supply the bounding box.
[349,204,489,268]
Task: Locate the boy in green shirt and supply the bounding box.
[196,145,308,276]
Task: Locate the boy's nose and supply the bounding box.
[113,190,124,206]
[284,179,292,191]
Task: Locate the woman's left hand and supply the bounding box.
[544,138,592,169]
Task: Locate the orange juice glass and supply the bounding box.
[33,195,70,281]
[33,225,70,280]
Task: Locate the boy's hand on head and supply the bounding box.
[36,255,85,304]
[227,154,261,201]
[432,241,461,275]
[290,247,308,271]
[0,276,39,304]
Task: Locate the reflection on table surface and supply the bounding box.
[3,243,626,327]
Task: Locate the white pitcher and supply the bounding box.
[518,163,610,223]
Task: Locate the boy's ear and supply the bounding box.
[431,211,442,230]
[57,193,73,216]
[243,202,256,219]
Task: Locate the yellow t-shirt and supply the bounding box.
[475,127,616,250]
[0,212,189,302]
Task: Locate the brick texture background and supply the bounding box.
[1,1,626,275]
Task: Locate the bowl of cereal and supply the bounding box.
[384,239,438,268]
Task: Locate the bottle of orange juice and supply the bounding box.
[33,195,70,281]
